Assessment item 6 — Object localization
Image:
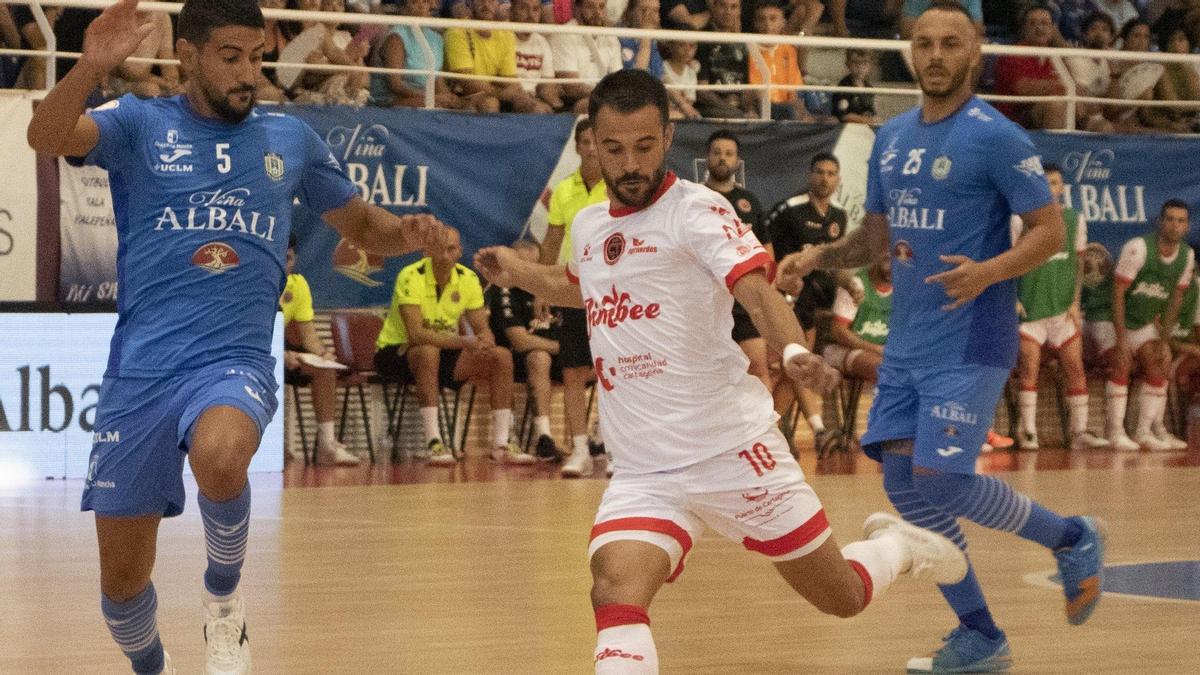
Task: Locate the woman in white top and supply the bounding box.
[661,39,701,118]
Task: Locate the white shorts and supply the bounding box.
[1085,320,1159,355]
[822,344,865,372]
[1019,312,1079,349]
[588,428,831,582]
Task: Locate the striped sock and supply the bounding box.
[913,472,1069,550]
[199,483,251,597]
[102,583,165,674]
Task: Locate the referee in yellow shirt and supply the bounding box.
[374,227,536,466]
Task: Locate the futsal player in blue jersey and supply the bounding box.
[26,1,444,673]
[781,2,1105,672]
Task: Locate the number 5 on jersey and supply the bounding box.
[216,143,231,173]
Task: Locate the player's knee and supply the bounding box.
[100,567,151,603]
[490,346,513,369]
[526,350,551,373]
[912,470,964,509]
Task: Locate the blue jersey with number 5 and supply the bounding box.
[864,96,1053,369]
[82,94,357,378]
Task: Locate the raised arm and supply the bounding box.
[474,246,584,308]
[321,197,445,257]
[26,0,153,156]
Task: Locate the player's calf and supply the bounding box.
[590,542,669,674]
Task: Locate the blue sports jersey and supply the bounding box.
[83,94,357,378]
[864,96,1053,369]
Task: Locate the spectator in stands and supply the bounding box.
[750,1,813,120]
[10,6,97,89]
[994,4,1068,129]
[1047,0,1097,43]
[766,152,847,447]
[1141,24,1200,132]
[259,0,292,101]
[550,0,624,112]
[697,0,757,118]
[900,0,984,38]
[832,48,880,124]
[511,0,566,109]
[446,0,554,112]
[1146,0,1200,46]
[1066,11,1119,132]
[374,227,537,466]
[104,9,179,98]
[540,119,608,477]
[285,0,371,105]
[703,130,771,388]
[368,0,499,110]
[824,258,891,382]
[281,236,362,466]
[1094,0,1142,31]
[740,0,826,38]
[485,239,564,460]
[1088,200,1193,451]
[1109,18,1161,131]
[1010,164,1110,451]
[619,0,664,77]
[662,0,709,29]
[661,37,702,117]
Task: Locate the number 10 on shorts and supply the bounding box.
[738,442,777,477]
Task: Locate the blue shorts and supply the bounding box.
[81,362,278,518]
[859,362,1009,475]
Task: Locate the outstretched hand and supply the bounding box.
[925,255,996,311]
[784,352,841,394]
[81,0,157,76]
[399,213,445,253]
[777,247,821,291]
[473,246,521,288]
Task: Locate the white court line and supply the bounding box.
[1022,560,1200,606]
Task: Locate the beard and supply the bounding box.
[916,63,971,99]
[707,162,734,183]
[605,164,667,210]
[199,75,257,123]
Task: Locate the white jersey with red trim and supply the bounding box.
[567,173,776,474]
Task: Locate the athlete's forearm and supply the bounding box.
[815,213,888,270]
[510,259,585,309]
[1161,291,1184,341]
[1113,281,1129,341]
[980,209,1063,285]
[735,272,809,356]
[27,61,104,155]
[832,323,879,354]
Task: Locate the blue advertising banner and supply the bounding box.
[1029,132,1200,256]
[287,106,575,308]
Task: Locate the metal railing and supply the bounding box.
[2,0,1199,129]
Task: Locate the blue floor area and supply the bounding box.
[1052,561,1200,602]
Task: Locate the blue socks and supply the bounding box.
[102,583,165,674]
[911,471,1072,550]
[198,482,251,597]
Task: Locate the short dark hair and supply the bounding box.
[1042,161,1061,176]
[573,117,593,143]
[810,151,839,170]
[1158,23,1191,53]
[921,0,975,23]
[755,0,786,15]
[1161,198,1190,217]
[179,0,265,45]
[1018,3,1052,30]
[588,70,670,129]
[707,129,740,153]
[845,48,873,62]
[1081,11,1116,37]
[1119,18,1150,44]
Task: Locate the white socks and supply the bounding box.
[573,434,589,456]
[1018,389,1037,435]
[534,415,551,438]
[595,605,657,674]
[1106,381,1128,437]
[808,414,825,434]
[1067,391,1089,435]
[841,536,906,607]
[317,421,336,448]
[1136,381,1168,437]
[492,408,512,448]
[420,406,439,443]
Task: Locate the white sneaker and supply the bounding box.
[203,591,250,675]
[561,450,594,478]
[1152,423,1189,450]
[1018,429,1039,450]
[1106,429,1140,452]
[162,650,177,675]
[318,442,361,466]
[492,442,537,465]
[426,439,456,466]
[1135,433,1175,452]
[863,512,968,585]
[1070,430,1110,451]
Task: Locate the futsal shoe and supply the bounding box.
[426,439,456,466]
[561,450,593,478]
[317,442,361,466]
[1054,515,1106,626]
[1151,422,1189,450]
[203,591,251,675]
[492,442,537,464]
[1135,433,1174,452]
[1016,429,1038,450]
[534,434,562,462]
[863,512,968,585]
[1105,429,1140,452]
[986,430,1014,450]
[1070,431,1110,451]
[906,626,1012,673]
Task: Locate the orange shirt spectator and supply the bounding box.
[748,43,802,104]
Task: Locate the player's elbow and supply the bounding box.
[26,124,61,156]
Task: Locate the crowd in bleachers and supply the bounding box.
[2,0,1198,130]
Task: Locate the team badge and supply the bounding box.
[894,240,914,266]
[451,291,461,303]
[282,291,293,303]
[264,152,285,181]
[736,198,751,213]
[333,238,385,287]
[191,242,241,274]
[932,155,952,180]
[828,223,841,239]
[943,425,959,438]
[604,232,626,265]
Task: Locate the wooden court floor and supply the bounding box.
[2,449,1199,674]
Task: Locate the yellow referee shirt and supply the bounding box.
[376,258,485,349]
[546,169,607,265]
[280,273,315,326]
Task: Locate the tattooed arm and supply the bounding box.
[778,212,889,278]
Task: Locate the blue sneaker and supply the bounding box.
[1054,515,1106,625]
[906,626,1012,673]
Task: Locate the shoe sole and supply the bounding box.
[1065,517,1107,626]
[864,512,968,585]
[906,653,1013,673]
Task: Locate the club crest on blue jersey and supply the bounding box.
[932,155,952,180]
[191,242,241,274]
[263,152,285,181]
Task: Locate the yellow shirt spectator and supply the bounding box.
[445,28,518,78]
[748,44,802,104]
[546,169,608,265]
[377,258,485,349]
[280,273,315,325]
